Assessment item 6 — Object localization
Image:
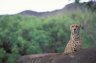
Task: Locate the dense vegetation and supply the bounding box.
[0,3,96,63]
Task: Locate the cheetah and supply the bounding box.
[64,24,82,56]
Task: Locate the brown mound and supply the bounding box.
[17,48,96,63]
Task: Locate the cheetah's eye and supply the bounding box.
[76,26,78,27]
[72,26,74,27]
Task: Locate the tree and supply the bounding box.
[75,0,80,4]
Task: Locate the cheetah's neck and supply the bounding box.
[70,33,80,41]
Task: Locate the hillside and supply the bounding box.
[19,3,86,17]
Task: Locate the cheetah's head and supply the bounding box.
[70,24,80,34]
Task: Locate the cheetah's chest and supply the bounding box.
[64,40,81,54]
[71,40,81,49]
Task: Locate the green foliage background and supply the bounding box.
[0,9,96,63]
